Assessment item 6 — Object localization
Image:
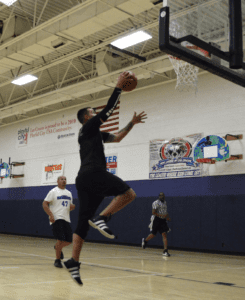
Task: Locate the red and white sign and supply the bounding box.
[106,154,118,175]
[41,160,64,184]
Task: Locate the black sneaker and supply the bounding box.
[88,215,115,239]
[63,258,83,285]
[54,246,64,260]
[54,259,63,268]
[163,250,170,257]
[142,238,147,249]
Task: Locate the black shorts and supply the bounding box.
[76,170,130,198]
[51,219,72,243]
[74,170,131,239]
[151,217,169,235]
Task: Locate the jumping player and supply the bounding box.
[63,71,147,285]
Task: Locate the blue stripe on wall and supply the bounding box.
[0,174,245,200]
[0,175,244,253]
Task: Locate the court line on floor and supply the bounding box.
[81,261,245,289]
[1,235,244,261]
[166,275,245,289]
[0,248,170,277]
[0,273,154,287]
[0,248,243,276]
[0,267,19,269]
[0,248,56,260]
[0,248,162,262]
[1,246,238,266]
[0,248,244,289]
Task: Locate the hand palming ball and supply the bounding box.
[120,71,137,92]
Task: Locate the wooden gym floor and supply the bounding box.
[0,234,244,300]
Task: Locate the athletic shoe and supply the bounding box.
[63,258,83,285]
[163,250,170,257]
[54,246,64,260]
[54,259,63,268]
[142,238,147,249]
[88,215,115,239]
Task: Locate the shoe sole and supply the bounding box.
[88,220,115,239]
[61,261,83,286]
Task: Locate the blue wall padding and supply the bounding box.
[0,174,245,253]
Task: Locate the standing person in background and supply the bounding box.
[142,192,171,257]
[42,176,75,268]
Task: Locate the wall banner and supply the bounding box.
[149,133,204,179]
[106,154,118,175]
[41,160,64,184]
[29,116,77,145]
[16,115,78,148]
[17,127,29,147]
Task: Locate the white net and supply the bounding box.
[168,19,200,93]
[168,55,199,93]
[167,0,227,93]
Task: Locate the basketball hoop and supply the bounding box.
[168,46,210,93]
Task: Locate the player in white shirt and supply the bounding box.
[142,192,171,256]
[42,176,75,268]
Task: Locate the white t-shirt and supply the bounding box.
[149,199,168,229]
[44,186,73,225]
[152,199,168,218]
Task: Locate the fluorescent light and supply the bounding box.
[0,0,18,6]
[111,31,152,49]
[12,75,38,86]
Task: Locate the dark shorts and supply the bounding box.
[76,170,130,198]
[151,217,169,235]
[51,219,72,243]
[74,170,131,239]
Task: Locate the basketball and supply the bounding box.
[121,71,137,92]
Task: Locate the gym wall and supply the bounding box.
[0,72,244,253]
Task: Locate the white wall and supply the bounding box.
[0,72,244,188]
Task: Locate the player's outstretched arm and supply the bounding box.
[106,111,147,143]
[97,72,134,124]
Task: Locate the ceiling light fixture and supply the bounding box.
[111,31,152,49]
[12,75,38,86]
[0,0,18,6]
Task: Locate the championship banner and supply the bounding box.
[41,160,64,184]
[106,154,118,175]
[149,133,204,179]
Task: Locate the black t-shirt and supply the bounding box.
[78,88,121,173]
[78,125,109,172]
